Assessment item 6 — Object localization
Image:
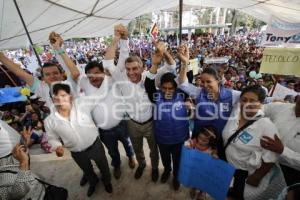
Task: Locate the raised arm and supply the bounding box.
[49,32,80,81]
[0,52,34,86]
[116,25,129,72]
[177,44,201,98]
[164,48,175,66]
[104,26,120,72]
[145,44,164,102]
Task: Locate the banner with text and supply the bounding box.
[260,48,300,76]
[261,16,300,47]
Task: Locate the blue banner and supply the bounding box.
[178,146,235,200]
[0,87,27,104]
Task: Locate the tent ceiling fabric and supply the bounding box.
[0,0,300,50]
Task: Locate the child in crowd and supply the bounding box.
[188,126,218,200]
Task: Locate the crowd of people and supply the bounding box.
[0,24,299,200]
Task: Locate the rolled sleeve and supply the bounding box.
[28,77,40,93]
[44,119,62,151]
[119,39,129,51]
[178,79,201,99]
[262,149,278,163]
[102,59,116,73]
[145,71,156,80]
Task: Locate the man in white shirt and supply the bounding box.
[103,25,169,182]
[77,60,135,180]
[261,96,300,189]
[44,83,112,197]
[0,32,80,110]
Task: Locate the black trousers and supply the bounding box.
[227,169,248,200]
[158,142,184,179]
[281,164,300,186]
[71,137,111,186]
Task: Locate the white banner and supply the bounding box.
[261,16,300,47]
[204,57,229,64]
[270,83,298,99]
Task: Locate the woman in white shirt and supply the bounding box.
[223,85,286,200]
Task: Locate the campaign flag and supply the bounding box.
[150,23,159,40]
[178,146,235,200]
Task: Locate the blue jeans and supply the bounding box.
[99,120,134,168]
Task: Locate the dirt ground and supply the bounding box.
[30,139,196,200]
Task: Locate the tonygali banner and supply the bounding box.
[261,16,300,47]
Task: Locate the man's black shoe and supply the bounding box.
[134,166,145,179]
[173,178,180,191]
[87,185,96,197]
[104,183,113,193]
[160,170,170,183]
[80,176,88,186]
[152,168,159,182]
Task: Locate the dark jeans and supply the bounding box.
[99,120,134,168]
[158,142,184,178]
[71,137,111,186]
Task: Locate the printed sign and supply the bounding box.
[178,146,235,200]
[260,48,300,76]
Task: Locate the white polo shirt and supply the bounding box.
[102,59,153,123]
[0,120,20,158]
[223,105,278,174]
[44,97,99,152]
[78,75,124,130]
[263,102,300,170]
[102,39,177,123]
[30,77,78,111]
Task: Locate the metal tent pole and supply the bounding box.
[13,0,42,67]
[179,0,183,45]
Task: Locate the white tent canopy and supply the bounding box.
[1,0,300,50]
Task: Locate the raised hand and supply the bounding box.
[155,41,165,56]
[113,24,123,41]
[177,44,189,64]
[118,24,129,40]
[152,52,163,66]
[49,32,63,50]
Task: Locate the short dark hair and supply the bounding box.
[160,72,177,88]
[202,67,220,81]
[125,56,143,68]
[85,61,104,74]
[52,83,71,96]
[287,80,296,84]
[240,85,266,103]
[41,62,63,77]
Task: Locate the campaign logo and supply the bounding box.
[238,131,253,144]
[220,103,230,112]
